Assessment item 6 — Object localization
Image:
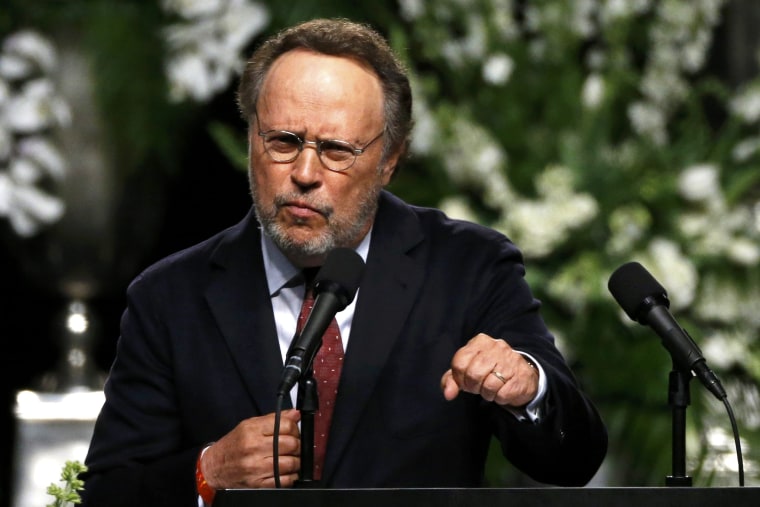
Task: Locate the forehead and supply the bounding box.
[257,49,384,133]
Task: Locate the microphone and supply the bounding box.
[608,261,726,400]
[277,248,365,397]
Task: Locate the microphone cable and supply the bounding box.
[273,393,285,488]
[721,395,744,486]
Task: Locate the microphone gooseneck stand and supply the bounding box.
[295,365,320,488]
[666,363,692,487]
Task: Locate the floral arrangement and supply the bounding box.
[0,30,67,236]
[392,0,760,485]
[0,0,270,237]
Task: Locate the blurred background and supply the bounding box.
[2,0,760,505]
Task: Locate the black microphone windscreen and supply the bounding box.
[314,247,365,307]
[608,261,668,322]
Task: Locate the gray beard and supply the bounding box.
[250,181,381,262]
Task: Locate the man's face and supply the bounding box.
[250,49,398,267]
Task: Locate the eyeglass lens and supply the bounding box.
[262,131,357,171]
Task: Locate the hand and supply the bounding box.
[201,409,301,489]
[441,333,539,408]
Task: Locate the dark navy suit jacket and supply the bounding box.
[83,191,607,506]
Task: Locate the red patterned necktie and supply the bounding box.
[296,281,344,480]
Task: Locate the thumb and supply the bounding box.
[282,408,301,422]
[440,369,460,401]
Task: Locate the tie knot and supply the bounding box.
[302,267,320,290]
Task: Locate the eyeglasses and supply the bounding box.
[256,117,384,172]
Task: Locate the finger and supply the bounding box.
[275,454,300,476]
[494,367,538,407]
[262,410,301,437]
[481,369,511,402]
[268,455,301,488]
[276,433,301,456]
[281,409,301,422]
[278,414,302,437]
[260,471,300,489]
[244,454,301,489]
[449,348,485,394]
[449,337,483,377]
[440,369,460,401]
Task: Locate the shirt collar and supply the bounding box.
[261,228,372,297]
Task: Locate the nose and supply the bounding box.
[290,143,322,188]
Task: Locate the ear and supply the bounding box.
[378,150,401,185]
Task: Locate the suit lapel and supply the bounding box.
[205,210,288,414]
[323,192,427,480]
[200,196,429,477]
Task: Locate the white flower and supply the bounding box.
[166,52,215,103]
[0,30,56,79]
[409,81,437,155]
[0,53,34,81]
[0,30,69,237]
[440,13,488,67]
[463,14,488,59]
[9,157,40,185]
[659,0,697,29]
[607,204,652,256]
[677,212,710,238]
[4,79,64,132]
[482,177,513,211]
[601,0,653,22]
[482,53,514,85]
[695,276,745,325]
[0,172,64,237]
[702,332,745,369]
[440,196,479,223]
[644,238,698,309]
[473,144,506,176]
[399,0,426,21]
[490,0,520,40]
[570,0,598,37]
[730,85,760,123]
[640,64,688,106]
[502,166,598,259]
[731,137,760,162]
[680,30,710,72]
[678,163,720,202]
[628,101,667,145]
[162,0,228,19]
[410,108,436,155]
[444,117,508,184]
[17,136,66,181]
[523,5,542,32]
[535,165,575,197]
[727,238,760,266]
[582,74,605,109]
[163,0,269,103]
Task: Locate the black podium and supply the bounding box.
[215,487,758,507]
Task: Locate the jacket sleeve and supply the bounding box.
[82,272,203,507]
[471,235,608,485]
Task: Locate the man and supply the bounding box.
[82,18,607,506]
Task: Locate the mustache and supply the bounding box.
[274,192,334,217]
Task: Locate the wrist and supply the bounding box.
[196,444,216,505]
